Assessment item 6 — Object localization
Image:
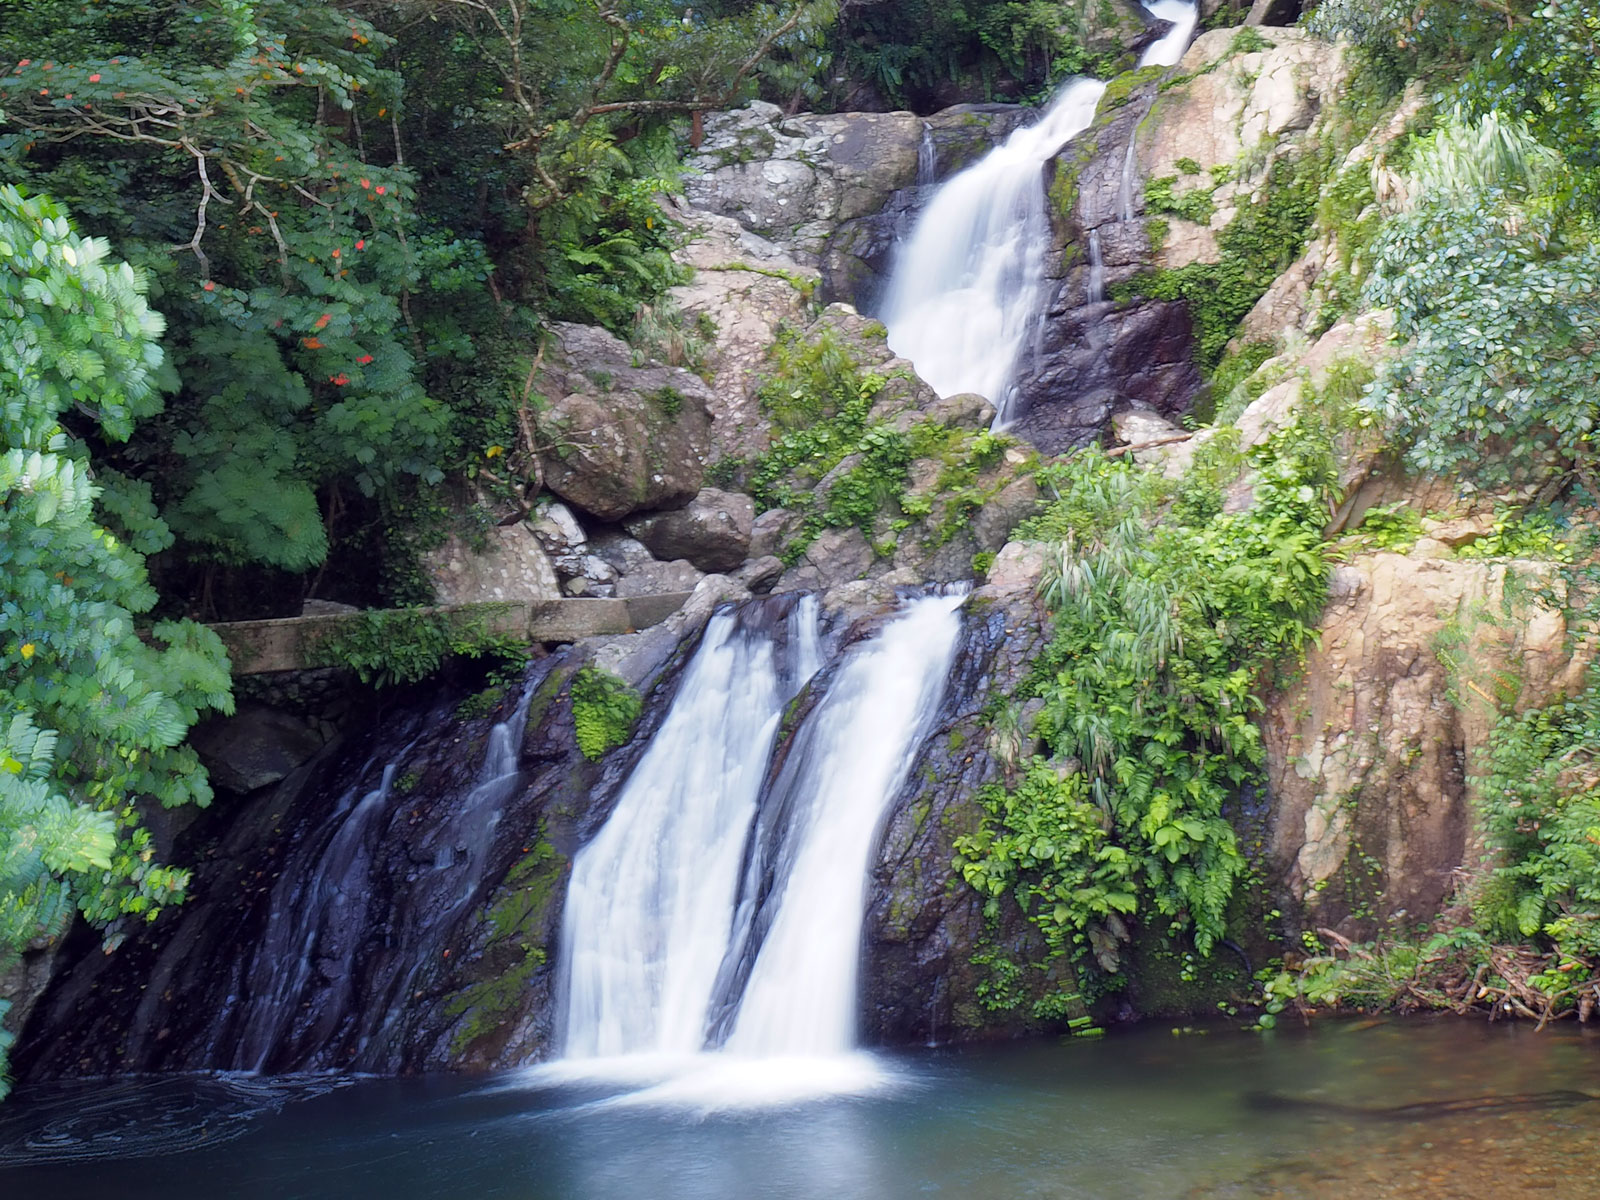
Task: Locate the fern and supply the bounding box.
[570,667,643,762]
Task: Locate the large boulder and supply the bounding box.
[684,101,1035,309]
[667,206,819,460]
[624,488,755,573]
[536,323,713,522]
[1131,27,1350,274]
[684,102,924,261]
[1010,297,1199,453]
[189,703,328,794]
[424,524,561,606]
[1263,553,1590,941]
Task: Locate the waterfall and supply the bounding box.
[916,121,937,186]
[1086,227,1106,303]
[234,756,410,1072]
[559,598,821,1060]
[234,683,535,1072]
[878,2,1198,426]
[547,592,965,1104]
[1141,0,1202,69]
[720,593,966,1056]
[877,78,1106,426]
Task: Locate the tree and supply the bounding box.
[0,0,455,584]
[0,185,232,1097]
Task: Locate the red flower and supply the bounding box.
[329,373,350,386]
[89,73,100,82]
[355,239,365,250]
[202,281,215,291]
[314,313,331,329]
[375,185,386,195]
[357,354,374,365]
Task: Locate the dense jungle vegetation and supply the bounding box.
[958,1,1600,1027]
[5,0,1600,1094]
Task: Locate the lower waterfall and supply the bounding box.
[548,592,966,1104]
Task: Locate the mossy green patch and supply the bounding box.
[1111,145,1332,368]
[1097,64,1165,114]
[443,834,567,1058]
[570,667,642,761]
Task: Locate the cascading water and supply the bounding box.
[233,754,413,1072]
[916,121,937,187]
[546,591,965,1106]
[719,593,967,1057]
[559,598,821,1061]
[1086,227,1106,303]
[877,78,1105,424]
[236,683,535,1073]
[879,2,1198,426]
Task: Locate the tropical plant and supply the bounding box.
[1363,113,1600,485]
[1475,669,1600,963]
[966,419,1333,970]
[0,186,233,1096]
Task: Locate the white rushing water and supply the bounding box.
[545,592,965,1108]
[879,1,1198,426]
[722,592,967,1057]
[560,598,820,1060]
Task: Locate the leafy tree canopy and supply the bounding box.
[0,185,232,1096]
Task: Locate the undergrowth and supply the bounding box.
[958,416,1336,982]
[570,666,643,761]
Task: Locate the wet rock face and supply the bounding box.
[860,574,1075,1044]
[12,628,715,1081]
[1009,297,1200,454]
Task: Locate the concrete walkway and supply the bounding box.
[212,594,693,675]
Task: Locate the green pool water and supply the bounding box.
[2,1017,1596,1199]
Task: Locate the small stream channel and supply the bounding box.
[3,1018,1596,1199]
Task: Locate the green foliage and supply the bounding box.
[1097,64,1165,113]
[541,157,689,334]
[837,0,1100,110]
[743,327,905,548]
[0,0,460,579]
[310,607,524,688]
[971,420,1333,969]
[1304,0,1507,92]
[1206,341,1275,420]
[1345,502,1423,554]
[1226,26,1272,57]
[570,666,642,761]
[1476,668,1600,961]
[1143,174,1216,225]
[1115,148,1329,367]
[1294,928,1495,1011]
[955,762,1139,970]
[1362,112,1600,484]
[0,188,233,1096]
[1456,510,1572,563]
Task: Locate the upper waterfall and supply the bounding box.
[878,2,1198,426]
